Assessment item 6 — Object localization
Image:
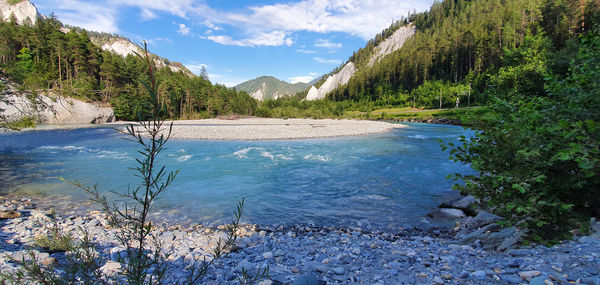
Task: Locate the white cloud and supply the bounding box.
[296,49,316,54]
[178,23,191,36]
[140,8,157,20]
[289,75,315,84]
[218,0,429,40]
[314,57,341,64]
[315,38,342,49]
[34,0,119,33]
[207,31,293,47]
[184,63,207,75]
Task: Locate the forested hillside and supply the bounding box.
[326,0,598,109]
[0,15,257,121]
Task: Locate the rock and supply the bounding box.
[529,276,547,285]
[519,270,542,279]
[332,267,345,275]
[466,211,503,229]
[433,276,444,284]
[441,273,453,280]
[472,270,487,279]
[427,208,466,220]
[100,261,122,276]
[262,251,273,259]
[40,257,57,267]
[452,195,477,209]
[457,224,521,250]
[0,210,21,219]
[580,277,600,285]
[293,273,324,285]
[257,280,273,285]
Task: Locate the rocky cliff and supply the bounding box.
[306,25,415,101]
[0,0,39,24]
[1,77,114,125]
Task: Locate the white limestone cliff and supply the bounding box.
[306,25,416,101]
[0,0,40,24]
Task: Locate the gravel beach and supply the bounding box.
[123,118,401,140]
[1,196,599,284]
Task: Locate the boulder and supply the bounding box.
[427,208,466,220]
[456,224,523,250]
[465,211,503,230]
[0,210,21,219]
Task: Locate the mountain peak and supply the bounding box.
[0,0,41,24]
[234,76,311,101]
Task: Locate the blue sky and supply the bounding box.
[31,0,433,87]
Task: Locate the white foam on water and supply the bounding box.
[233,147,265,159]
[95,150,129,160]
[276,154,293,160]
[303,154,331,162]
[177,155,193,162]
[408,135,427,140]
[260,151,274,160]
[39,145,84,151]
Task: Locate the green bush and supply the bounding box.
[449,30,600,242]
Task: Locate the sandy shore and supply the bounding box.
[117,118,403,140]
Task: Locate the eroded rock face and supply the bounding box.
[1,79,114,125]
[306,62,355,101]
[306,25,416,101]
[0,0,40,25]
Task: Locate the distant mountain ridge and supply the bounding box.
[234,76,312,101]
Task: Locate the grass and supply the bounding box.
[7,0,26,5]
[343,106,490,125]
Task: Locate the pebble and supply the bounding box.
[520,270,542,279]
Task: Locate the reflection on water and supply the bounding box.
[0,123,474,230]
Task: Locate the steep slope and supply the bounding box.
[306,25,415,101]
[234,76,309,101]
[0,0,39,24]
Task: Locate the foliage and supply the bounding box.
[0,16,257,120]
[448,28,600,242]
[0,115,35,130]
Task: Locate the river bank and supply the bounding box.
[1,195,599,284]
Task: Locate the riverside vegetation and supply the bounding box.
[1,43,268,284]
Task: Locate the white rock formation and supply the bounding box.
[0,0,39,24]
[1,78,113,125]
[101,39,142,57]
[1,93,114,125]
[250,82,267,101]
[368,25,416,66]
[306,62,355,101]
[306,25,415,101]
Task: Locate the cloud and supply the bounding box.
[184,63,207,75]
[177,23,191,35]
[296,49,316,54]
[207,31,293,47]
[217,0,429,40]
[289,75,315,84]
[314,57,341,64]
[315,38,341,49]
[34,0,119,33]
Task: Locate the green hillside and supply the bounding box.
[234,76,310,100]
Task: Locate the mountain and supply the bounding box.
[306,24,415,101]
[0,0,194,77]
[234,76,310,101]
[0,0,40,25]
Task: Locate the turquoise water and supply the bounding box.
[0,123,474,230]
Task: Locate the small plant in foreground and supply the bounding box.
[6,42,267,284]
